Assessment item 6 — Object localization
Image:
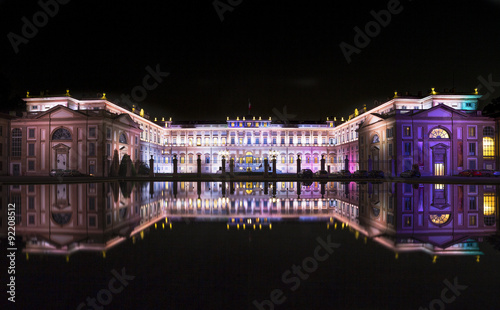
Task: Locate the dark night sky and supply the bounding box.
[1,0,500,121]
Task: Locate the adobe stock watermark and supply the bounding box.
[419,277,468,310]
[7,0,70,54]
[476,74,500,101]
[253,235,340,310]
[339,0,406,64]
[115,64,169,109]
[213,0,242,22]
[76,268,135,310]
[272,106,296,124]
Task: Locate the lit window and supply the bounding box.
[429,128,449,139]
[483,127,495,157]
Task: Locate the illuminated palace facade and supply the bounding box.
[0,89,496,176]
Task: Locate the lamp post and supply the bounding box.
[270,149,278,178]
[218,149,229,176]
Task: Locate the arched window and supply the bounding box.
[429,128,450,139]
[52,128,72,140]
[372,134,380,143]
[11,128,22,157]
[483,126,495,157]
[119,133,128,144]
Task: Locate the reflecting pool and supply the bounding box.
[3,181,500,309]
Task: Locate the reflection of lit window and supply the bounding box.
[429,214,450,225]
[429,128,449,139]
[434,184,444,190]
[403,215,412,227]
[469,215,477,226]
[484,194,495,215]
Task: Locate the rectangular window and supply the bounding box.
[28,196,35,209]
[281,138,285,144]
[469,197,477,210]
[106,143,111,157]
[403,126,411,137]
[468,143,476,156]
[404,197,412,211]
[404,159,412,171]
[89,216,97,227]
[468,126,476,138]
[106,128,111,139]
[28,143,35,156]
[205,156,210,164]
[388,143,393,156]
[89,197,96,211]
[89,143,96,156]
[135,136,138,145]
[89,165,95,175]
[298,138,302,145]
[386,128,393,138]
[404,142,412,156]
[289,138,293,145]
[28,128,35,139]
[11,129,21,157]
[273,138,276,145]
[28,160,35,171]
[255,138,260,145]
[468,159,476,170]
[231,138,235,145]
[89,127,96,138]
[247,138,251,145]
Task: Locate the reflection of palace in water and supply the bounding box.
[7,181,499,256]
